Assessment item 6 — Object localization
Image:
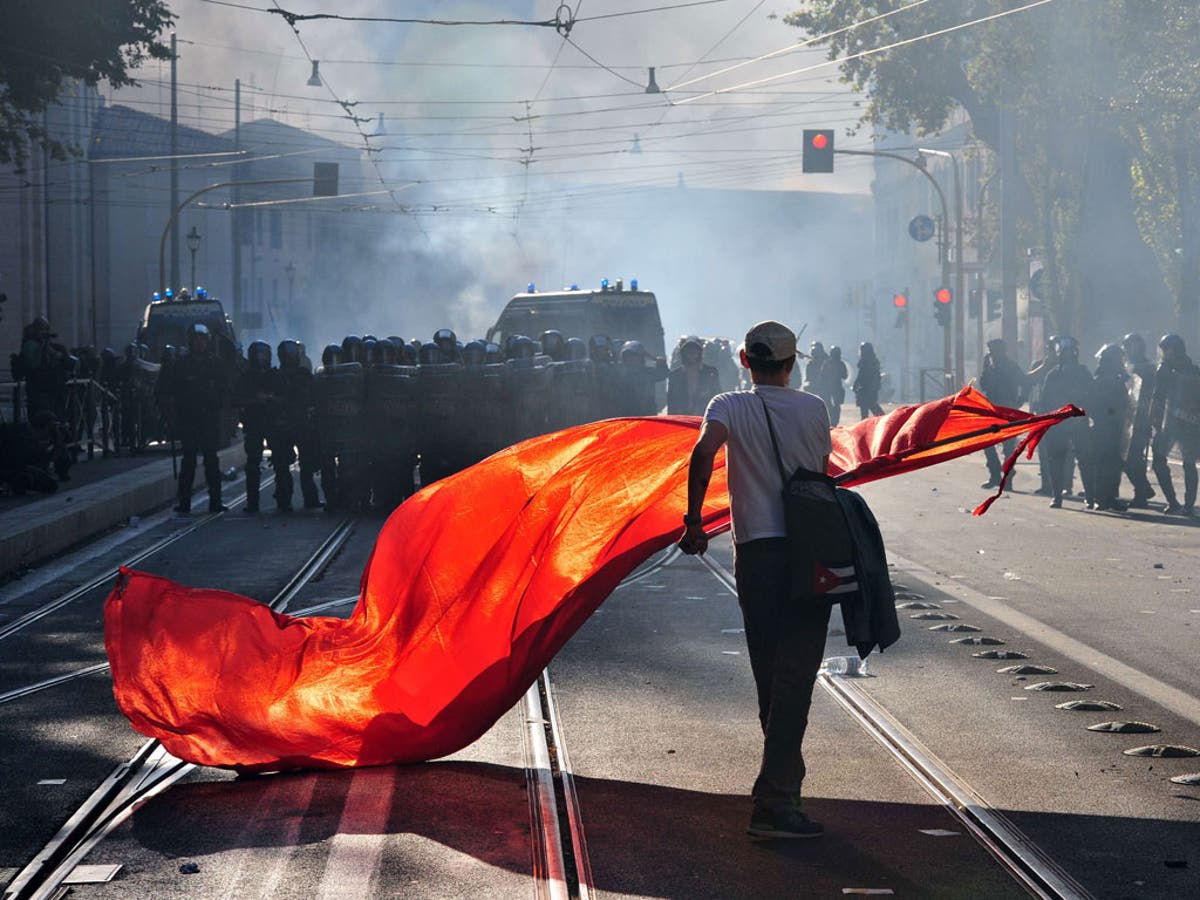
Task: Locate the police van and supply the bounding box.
[486,279,666,360]
[136,290,239,364]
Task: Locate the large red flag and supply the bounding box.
[105,388,1080,771]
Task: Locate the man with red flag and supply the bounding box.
[680,320,833,840]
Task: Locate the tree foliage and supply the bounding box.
[0,0,174,169]
[786,0,1200,341]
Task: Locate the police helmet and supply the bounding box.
[588,334,613,362]
[434,328,457,350]
[124,342,139,363]
[462,340,488,367]
[1159,333,1186,356]
[1056,336,1079,361]
[1120,332,1146,359]
[507,335,537,361]
[620,340,646,363]
[1095,342,1124,367]
[161,344,178,366]
[368,339,390,367]
[341,335,364,365]
[485,342,504,365]
[247,340,272,369]
[321,344,341,368]
[417,341,439,365]
[277,339,301,368]
[539,330,566,361]
[810,341,826,356]
[566,337,588,362]
[362,333,379,344]
[395,341,416,366]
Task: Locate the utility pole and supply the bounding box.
[232,78,242,328]
[169,32,179,292]
[918,147,965,386]
[999,106,1019,352]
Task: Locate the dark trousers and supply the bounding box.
[1152,427,1200,509]
[244,429,266,511]
[296,429,321,508]
[178,432,221,510]
[984,437,1017,483]
[734,538,833,814]
[269,432,297,509]
[1123,427,1154,500]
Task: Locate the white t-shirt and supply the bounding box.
[704,385,832,544]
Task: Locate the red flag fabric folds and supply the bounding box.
[105,387,1080,771]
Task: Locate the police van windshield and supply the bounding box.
[488,291,664,355]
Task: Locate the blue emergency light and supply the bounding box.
[601,278,609,290]
[569,284,578,291]
[196,286,207,299]
[527,282,536,293]
[630,278,638,290]
[152,292,162,301]
[164,289,174,299]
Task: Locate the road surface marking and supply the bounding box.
[317,767,397,899]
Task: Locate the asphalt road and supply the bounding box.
[1,448,1196,898]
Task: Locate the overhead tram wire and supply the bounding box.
[670,0,1060,104]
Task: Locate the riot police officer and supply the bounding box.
[1087,343,1131,511]
[667,336,720,416]
[613,340,667,417]
[1150,333,1200,516]
[159,323,228,514]
[1039,336,1092,508]
[826,345,849,425]
[1121,333,1157,507]
[17,316,68,422]
[234,340,276,514]
[978,338,1027,488]
[270,339,321,512]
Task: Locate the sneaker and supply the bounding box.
[1165,504,1186,516]
[981,479,1000,489]
[1049,497,1062,509]
[747,808,824,839]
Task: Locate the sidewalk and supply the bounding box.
[0,442,246,579]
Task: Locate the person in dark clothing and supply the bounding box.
[1120,332,1156,507]
[667,336,721,416]
[825,346,848,425]
[159,324,228,513]
[978,339,1027,488]
[680,320,833,841]
[234,340,276,514]
[1038,336,1092,508]
[270,339,320,512]
[1149,333,1200,516]
[613,341,667,417]
[804,342,830,409]
[1086,343,1131,511]
[17,316,68,422]
[852,343,884,419]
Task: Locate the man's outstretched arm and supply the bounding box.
[679,420,728,555]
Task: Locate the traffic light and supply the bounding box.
[893,292,908,309]
[802,129,835,173]
[933,286,952,326]
[968,288,981,319]
[986,289,1002,321]
[892,292,908,328]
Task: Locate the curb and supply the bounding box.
[0,443,246,579]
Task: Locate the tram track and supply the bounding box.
[694,549,1092,900]
[0,472,273,645]
[2,517,354,900]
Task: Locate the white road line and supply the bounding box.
[316,767,397,900]
[887,551,1200,729]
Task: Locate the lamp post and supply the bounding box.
[918,147,965,386]
[186,225,201,292]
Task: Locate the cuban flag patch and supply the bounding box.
[813,561,858,596]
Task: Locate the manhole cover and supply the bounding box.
[911,612,960,620]
[1024,681,1094,692]
[896,601,941,610]
[1087,721,1161,734]
[997,664,1058,675]
[1169,772,1200,785]
[929,623,981,632]
[951,636,1005,645]
[972,649,1028,659]
[1056,700,1122,712]
[1123,744,1200,758]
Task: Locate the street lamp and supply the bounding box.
[186,225,201,292]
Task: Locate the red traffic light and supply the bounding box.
[811,132,828,150]
[935,286,952,304]
[893,293,908,308]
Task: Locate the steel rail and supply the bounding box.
[0,472,274,644]
[540,669,594,900]
[522,682,571,900]
[693,550,1091,900]
[3,517,354,900]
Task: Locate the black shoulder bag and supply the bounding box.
[757,393,858,602]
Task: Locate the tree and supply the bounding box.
[786,0,1197,345]
[0,0,174,170]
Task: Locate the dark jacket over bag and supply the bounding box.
[759,395,900,658]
